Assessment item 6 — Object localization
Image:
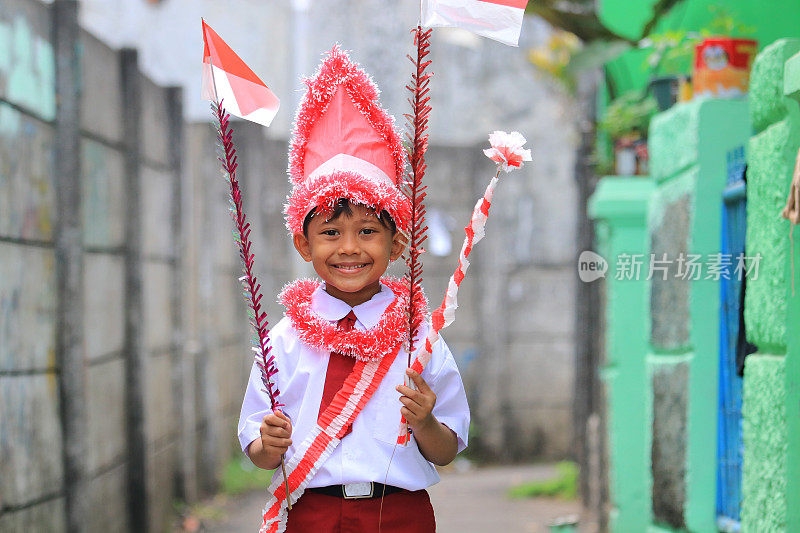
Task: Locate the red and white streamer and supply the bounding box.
[260,344,402,533]
[397,172,501,444]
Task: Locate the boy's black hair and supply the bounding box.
[302,198,397,236]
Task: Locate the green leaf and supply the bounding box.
[598,90,658,139]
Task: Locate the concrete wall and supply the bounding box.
[0,1,66,530]
[0,1,251,530]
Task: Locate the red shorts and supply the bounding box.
[285,488,436,533]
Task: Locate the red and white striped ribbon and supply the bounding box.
[397,172,501,444]
[260,343,402,533]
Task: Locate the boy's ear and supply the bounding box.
[293,232,313,262]
[390,232,406,261]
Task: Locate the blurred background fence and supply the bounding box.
[0,1,252,528]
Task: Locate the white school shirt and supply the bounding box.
[237,281,470,490]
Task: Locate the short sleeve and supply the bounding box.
[237,318,298,456]
[237,361,271,455]
[426,337,471,453]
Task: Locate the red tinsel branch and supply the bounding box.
[213,101,291,510]
[403,26,433,363]
[212,101,282,411]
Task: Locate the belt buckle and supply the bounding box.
[343,482,373,499]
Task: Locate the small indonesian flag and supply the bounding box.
[201,19,280,127]
[422,0,529,47]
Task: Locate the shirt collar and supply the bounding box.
[311,282,394,330]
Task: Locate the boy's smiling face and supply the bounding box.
[293,202,404,307]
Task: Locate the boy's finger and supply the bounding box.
[262,435,292,446]
[264,412,290,430]
[399,396,422,418]
[406,369,432,394]
[396,384,423,401]
[264,425,291,438]
[398,395,418,410]
[274,410,292,426]
[400,406,415,421]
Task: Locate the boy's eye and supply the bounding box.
[361,228,376,235]
[321,229,338,236]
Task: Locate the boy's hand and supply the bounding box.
[396,369,437,432]
[259,410,293,458]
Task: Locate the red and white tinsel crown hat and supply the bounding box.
[284,45,411,234]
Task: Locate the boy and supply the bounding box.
[237,47,470,533]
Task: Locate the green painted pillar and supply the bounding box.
[589,176,655,533]
[784,47,800,533]
[781,42,800,531]
[741,39,800,532]
[647,98,751,532]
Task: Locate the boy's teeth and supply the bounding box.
[338,264,366,270]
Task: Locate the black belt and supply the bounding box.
[307,482,405,499]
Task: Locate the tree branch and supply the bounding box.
[526,0,687,44]
[528,4,636,44]
[639,0,686,39]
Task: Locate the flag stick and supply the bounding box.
[400,25,434,444]
[212,101,292,511]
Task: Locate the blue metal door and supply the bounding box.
[716,146,746,531]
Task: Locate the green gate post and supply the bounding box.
[589,176,655,532]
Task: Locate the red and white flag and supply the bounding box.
[422,0,529,47]
[201,19,280,127]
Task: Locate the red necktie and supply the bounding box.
[318,311,357,436]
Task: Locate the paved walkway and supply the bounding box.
[192,463,581,533]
